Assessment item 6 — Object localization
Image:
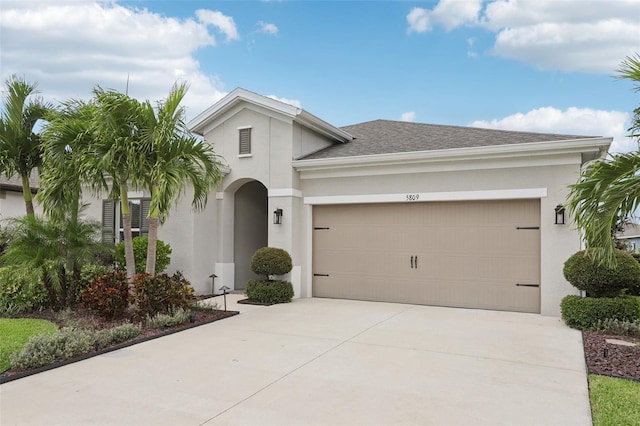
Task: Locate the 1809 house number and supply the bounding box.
[405,194,420,201]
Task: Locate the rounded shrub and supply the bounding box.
[250,247,292,278]
[80,270,129,320]
[131,271,194,319]
[0,267,49,314]
[563,250,640,297]
[560,295,640,330]
[246,279,294,304]
[115,237,172,274]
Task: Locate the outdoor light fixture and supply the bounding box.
[554,204,566,225]
[274,208,283,225]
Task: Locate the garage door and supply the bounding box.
[312,199,540,313]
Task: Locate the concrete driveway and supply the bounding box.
[0,298,590,425]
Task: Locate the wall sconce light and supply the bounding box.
[554,204,565,225]
[274,208,283,225]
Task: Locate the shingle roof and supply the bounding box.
[0,173,39,193]
[301,119,599,160]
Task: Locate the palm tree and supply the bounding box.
[39,99,104,223]
[92,88,145,282]
[567,53,640,266]
[138,82,222,275]
[0,76,50,215]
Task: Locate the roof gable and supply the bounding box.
[187,88,353,143]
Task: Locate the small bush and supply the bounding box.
[250,247,292,279]
[146,308,191,329]
[560,295,640,330]
[95,322,141,348]
[131,271,193,319]
[10,327,95,370]
[80,270,129,320]
[115,237,171,274]
[246,279,294,304]
[596,318,640,337]
[563,250,640,297]
[0,267,48,314]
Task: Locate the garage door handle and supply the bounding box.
[516,283,540,287]
[415,256,418,269]
[410,256,414,269]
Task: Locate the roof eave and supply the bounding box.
[293,137,612,170]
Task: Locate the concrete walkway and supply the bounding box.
[0,298,591,425]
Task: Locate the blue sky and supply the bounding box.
[1,0,638,151]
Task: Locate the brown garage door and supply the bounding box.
[312,199,540,313]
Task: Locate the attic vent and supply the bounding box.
[239,127,251,155]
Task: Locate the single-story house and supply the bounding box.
[86,88,612,316]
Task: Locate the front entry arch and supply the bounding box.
[234,181,268,290]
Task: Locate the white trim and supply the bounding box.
[304,188,547,205]
[216,192,224,200]
[237,154,253,158]
[127,191,144,198]
[237,125,252,130]
[268,188,303,198]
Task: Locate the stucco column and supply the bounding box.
[268,194,302,298]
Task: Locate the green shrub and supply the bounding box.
[560,295,640,330]
[146,308,191,329]
[80,270,130,320]
[596,318,640,337]
[131,271,193,319]
[563,250,640,297]
[10,327,95,370]
[250,247,292,279]
[246,279,294,304]
[95,322,141,348]
[0,267,48,314]
[115,237,171,274]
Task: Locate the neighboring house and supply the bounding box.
[85,88,612,316]
[0,174,38,221]
[616,223,640,252]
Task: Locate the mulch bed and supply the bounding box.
[582,331,640,382]
[0,307,238,384]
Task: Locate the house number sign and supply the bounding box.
[405,194,420,201]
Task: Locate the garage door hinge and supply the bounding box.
[516,226,540,230]
[516,283,540,287]
[313,273,330,277]
[314,227,330,230]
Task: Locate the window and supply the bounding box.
[102,199,150,243]
[239,127,251,155]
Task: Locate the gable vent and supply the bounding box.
[239,128,251,155]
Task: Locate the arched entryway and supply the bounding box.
[234,180,268,290]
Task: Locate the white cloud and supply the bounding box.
[407,0,482,33]
[470,106,634,153]
[257,21,279,36]
[407,0,640,73]
[0,1,229,120]
[401,111,416,122]
[266,95,301,108]
[196,9,239,41]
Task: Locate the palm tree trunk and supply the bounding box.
[145,215,159,276]
[120,182,136,287]
[21,173,34,216]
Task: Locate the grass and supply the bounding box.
[589,374,640,426]
[0,318,58,372]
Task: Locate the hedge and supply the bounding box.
[246,279,293,304]
[560,295,640,330]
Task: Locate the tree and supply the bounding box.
[567,53,640,266]
[137,82,222,275]
[0,76,50,215]
[92,88,145,283]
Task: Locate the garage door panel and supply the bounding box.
[313,199,540,313]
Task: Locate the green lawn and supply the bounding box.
[589,374,640,426]
[0,318,58,372]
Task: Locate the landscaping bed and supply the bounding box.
[583,331,640,382]
[0,306,238,384]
